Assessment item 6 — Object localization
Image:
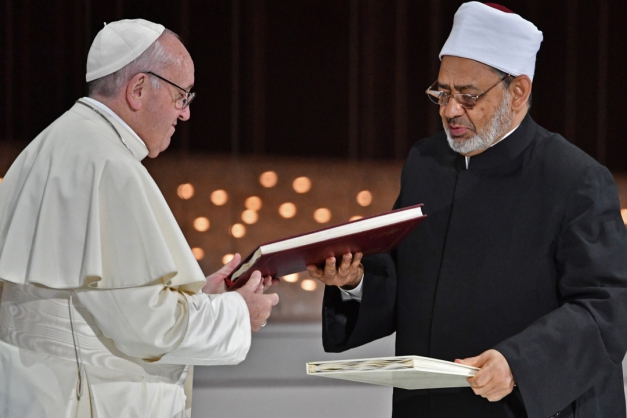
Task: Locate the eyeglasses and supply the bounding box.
[145,71,196,110]
[425,74,512,109]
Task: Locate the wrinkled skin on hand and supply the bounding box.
[306,251,364,290]
[235,271,279,331]
[202,253,279,331]
[202,253,276,294]
[456,349,516,402]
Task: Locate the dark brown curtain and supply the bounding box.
[1,1,625,170]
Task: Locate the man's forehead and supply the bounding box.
[437,56,497,88]
[162,35,194,72]
[160,56,195,90]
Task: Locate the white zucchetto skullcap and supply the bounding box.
[86,19,165,82]
[439,2,543,80]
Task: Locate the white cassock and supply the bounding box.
[0,99,251,418]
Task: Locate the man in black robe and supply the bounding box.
[307,3,627,418]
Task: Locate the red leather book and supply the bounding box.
[226,204,425,289]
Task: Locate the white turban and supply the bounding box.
[439,2,543,80]
[86,19,165,82]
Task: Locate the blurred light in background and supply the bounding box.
[313,208,331,223]
[177,183,194,200]
[279,202,297,218]
[300,279,317,291]
[350,215,363,222]
[622,209,627,224]
[231,223,246,238]
[0,178,3,184]
[356,190,372,207]
[222,253,235,264]
[259,171,278,188]
[245,196,262,211]
[210,189,228,206]
[283,273,299,283]
[193,217,210,232]
[242,209,258,224]
[292,176,312,193]
[191,247,205,260]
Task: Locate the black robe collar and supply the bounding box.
[465,113,537,170]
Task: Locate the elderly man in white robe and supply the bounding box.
[0,19,279,418]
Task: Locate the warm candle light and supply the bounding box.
[314,208,331,223]
[283,273,299,283]
[301,279,317,291]
[622,209,627,225]
[242,210,258,224]
[177,183,194,200]
[292,176,312,193]
[222,253,235,264]
[356,190,372,207]
[191,247,205,260]
[193,217,210,232]
[231,223,246,238]
[259,171,278,188]
[350,215,363,222]
[210,189,228,206]
[245,196,262,211]
[279,202,297,218]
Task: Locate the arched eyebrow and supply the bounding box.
[436,81,480,92]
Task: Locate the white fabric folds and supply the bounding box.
[0,102,205,292]
[86,19,165,82]
[439,2,543,80]
[0,282,251,417]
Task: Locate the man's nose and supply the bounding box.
[179,106,191,121]
[440,97,466,120]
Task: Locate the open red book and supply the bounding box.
[226,204,425,289]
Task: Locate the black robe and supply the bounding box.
[322,115,627,418]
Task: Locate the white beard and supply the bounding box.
[444,91,514,155]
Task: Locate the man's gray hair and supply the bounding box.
[88,29,181,98]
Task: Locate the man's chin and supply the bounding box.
[160,134,173,152]
[446,133,490,155]
[147,137,172,159]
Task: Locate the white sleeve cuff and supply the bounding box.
[158,291,251,366]
[339,274,364,302]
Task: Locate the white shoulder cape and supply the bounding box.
[0,102,205,291]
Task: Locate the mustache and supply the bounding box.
[446,117,475,130]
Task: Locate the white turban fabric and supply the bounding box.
[439,2,543,80]
[86,19,165,82]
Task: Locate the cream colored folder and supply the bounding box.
[306,356,478,390]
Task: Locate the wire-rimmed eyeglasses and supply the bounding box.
[145,71,196,110]
[425,74,512,109]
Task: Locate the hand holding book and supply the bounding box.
[306,251,364,290]
[226,204,425,289]
[455,349,515,402]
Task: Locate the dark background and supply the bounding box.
[1,0,625,170]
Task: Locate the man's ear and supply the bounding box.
[510,75,532,111]
[126,73,148,111]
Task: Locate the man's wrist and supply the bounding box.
[339,264,364,290]
[339,273,364,302]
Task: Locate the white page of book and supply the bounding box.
[263,206,423,254]
[312,369,472,390]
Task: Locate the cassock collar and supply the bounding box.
[465,113,537,170]
[72,98,150,161]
